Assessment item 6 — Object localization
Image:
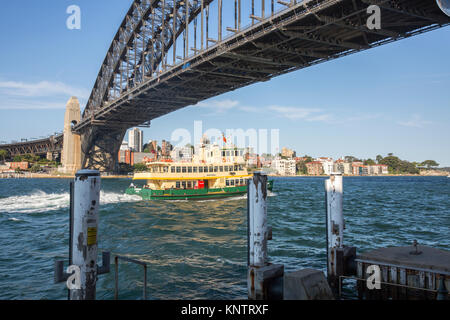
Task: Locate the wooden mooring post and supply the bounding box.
[54,169,110,300]
[247,172,283,300]
[325,173,356,297]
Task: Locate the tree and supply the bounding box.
[13,155,22,162]
[133,163,149,172]
[118,162,134,174]
[421,160,439,169]
[380,155,419,174]
[0,149,8,162]
[376,155,383,164]
[364,159,376,166]
[344,156,362,163]
[30,163,41,173]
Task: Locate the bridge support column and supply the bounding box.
[60,97,82,175]
[81,127,126,173]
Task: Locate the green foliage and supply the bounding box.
[296,161,308,175]
[30,164,41,173]
[118,162,134,173]
[421,160,439,169]
[376,155,383,164]
[15,167,22,173]
[0,149,8,161]
[364,159,376,166]
[296,156,313,175]
[379,155,419,174]
[133,163,149,172]
[13,155,22,162]
[344,156,361,163]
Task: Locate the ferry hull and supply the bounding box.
[126,181,273,200]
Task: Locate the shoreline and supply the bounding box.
[1,173,447,179]
[268,174,449,178]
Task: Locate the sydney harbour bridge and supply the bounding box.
[1,0,449,172]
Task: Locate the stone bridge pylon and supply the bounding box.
[59,96,126,173]
[59,97,82,175]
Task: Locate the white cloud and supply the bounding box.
[268,105,331,122]
[0,80,89,99]
[0,100,66,110]
[195,99,383,125]
[398,114,432,128]
[0,80,89,110]
[196,99,239,113]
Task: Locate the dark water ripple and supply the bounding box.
[0,176,448,300]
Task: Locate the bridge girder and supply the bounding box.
[0,135,63,159]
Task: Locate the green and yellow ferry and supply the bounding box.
[125,160,273,200]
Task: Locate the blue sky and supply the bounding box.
[0,1,449,165]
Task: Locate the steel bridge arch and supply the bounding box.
[85,0,215,119]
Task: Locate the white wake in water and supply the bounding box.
[0,190,141,214]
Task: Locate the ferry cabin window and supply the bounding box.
[222,151,226,157]
[163,167,168,173]
[187,181,192,189]
[226,180,230,186]
[199,167,203,173]
[171,167,175,173]
[235,150,238,156]
[235,179,239,185]
[234,165,239,171]
[219,166,223,172]
[226,151,230,156]
[188,166,193,173]
[182,167,187,173]
[193,167,198,173]
[176,181,181,189]
[203,166,208,173]
[230,180,235,186]
[240,179,244,185]
[176,166,181,173]
[182,181,187,189]
[214,166,218,172]
[224,166,229,172]
[239,164,243,170]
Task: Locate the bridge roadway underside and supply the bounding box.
[75,0,449,171]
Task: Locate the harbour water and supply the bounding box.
[0,176,448,300]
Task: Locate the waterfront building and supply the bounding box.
[171,146,194,162]
[118,150,134,165]
[120,141,130,151]
[9,162,29,170]
[316,157,334,175]
[334,160,353,175]
[161,140,173,157]
[306,161,324,175]
[367,164,389,175]
[281,147,296,159]
[272,158,297,176]
[352,164,369,176]
[129,128,144,152]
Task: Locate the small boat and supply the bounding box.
[126,161,273,200]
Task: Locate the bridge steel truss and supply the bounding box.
[73,0,449,171]
[0,135,63,159]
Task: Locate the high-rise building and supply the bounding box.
[129,128,143,152]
